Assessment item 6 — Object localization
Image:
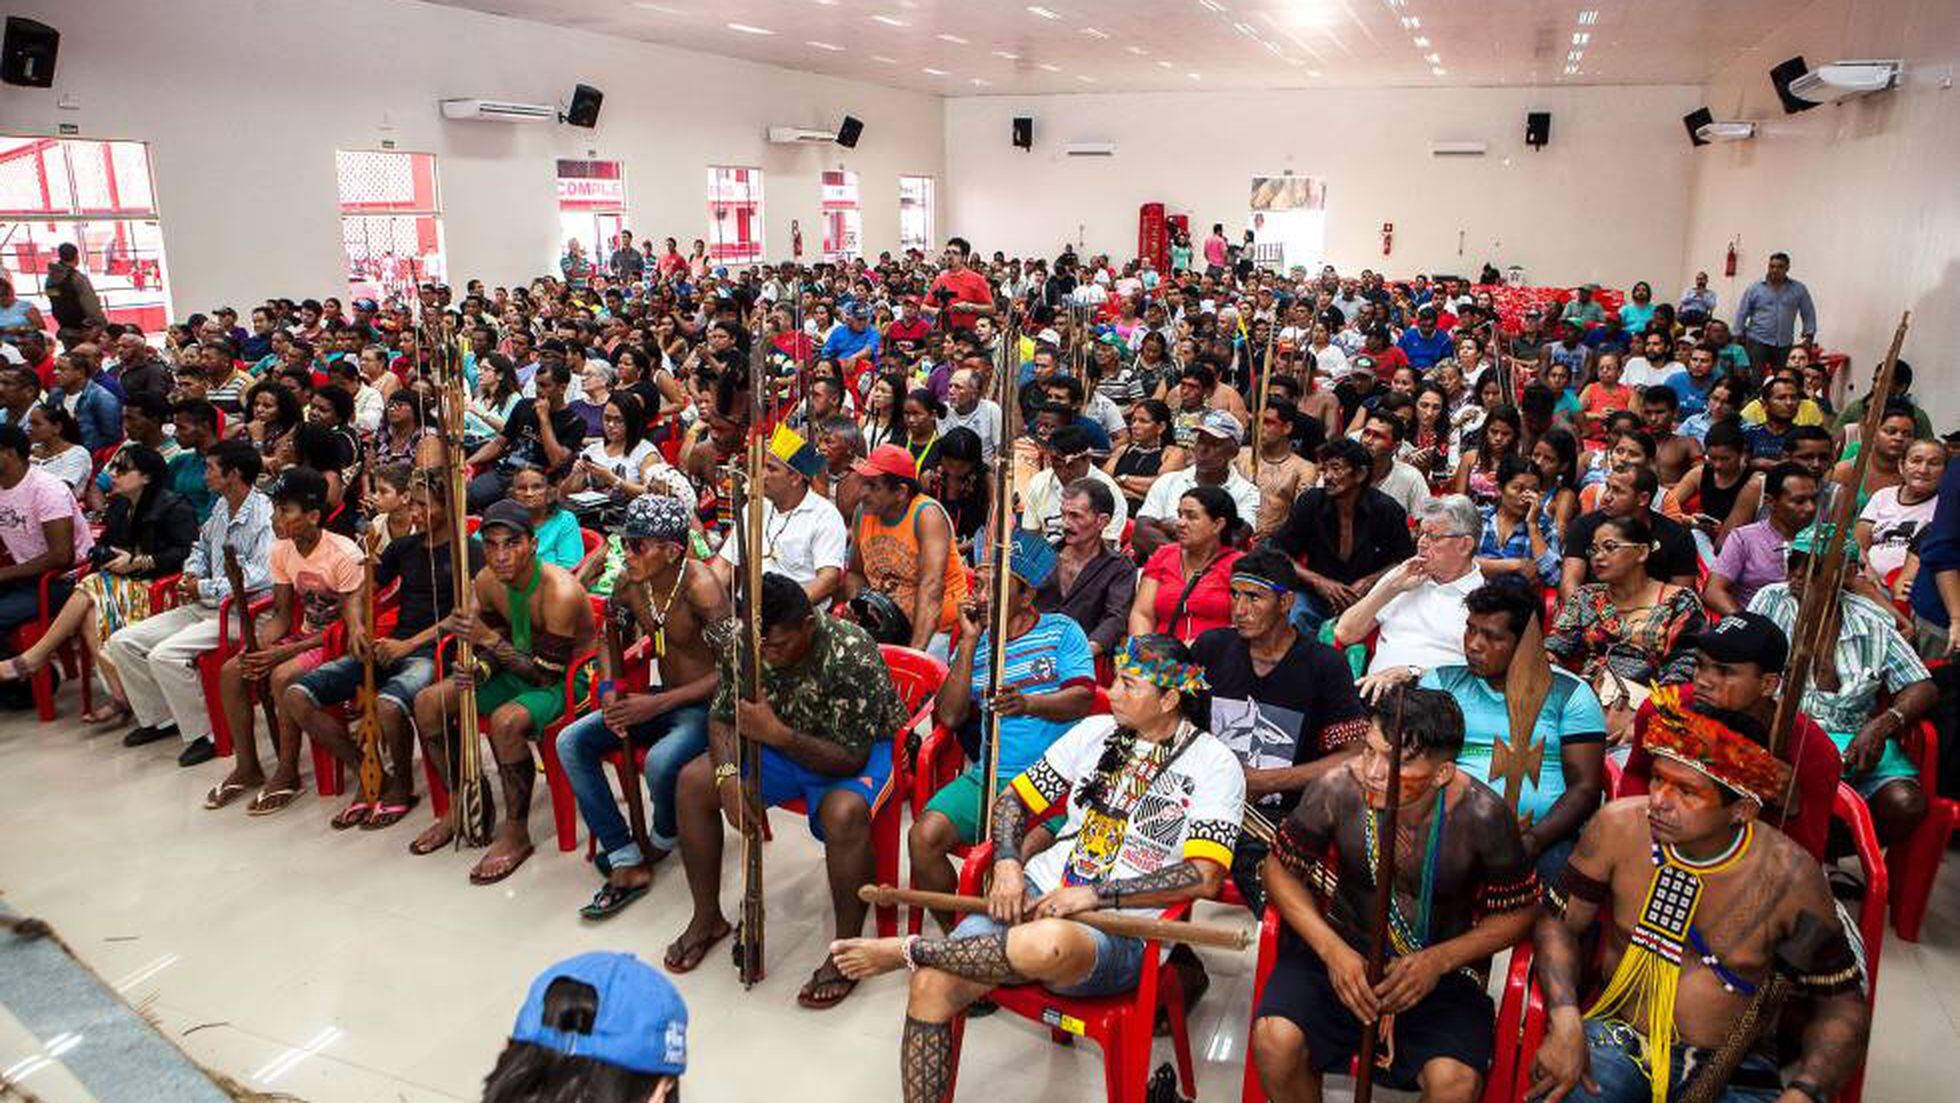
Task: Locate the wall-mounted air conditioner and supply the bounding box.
[439,98,556,123]
[1429,141,1488,157]
[1063,142,1116,157]
[768,126,838,145]
[1694,120,1758,143]
[1788,60,1901,105]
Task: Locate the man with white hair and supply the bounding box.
[939,363,1001,466]
[1333,494,1484,701]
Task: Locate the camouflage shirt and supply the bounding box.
[711,615,905,761]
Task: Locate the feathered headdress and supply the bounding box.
[1643,685,1790,805]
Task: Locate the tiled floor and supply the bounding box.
[2,691,1958,1102]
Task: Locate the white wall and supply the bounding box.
[0,0,944,313]
[1682,0,1960,427]
[945,85,1705,290]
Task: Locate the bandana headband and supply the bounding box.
[1229,572,1292,595]
[1114,638,1209,694]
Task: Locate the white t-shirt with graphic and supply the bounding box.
[1010,714,1245,918]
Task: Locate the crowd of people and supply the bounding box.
[9,231,1957,1103]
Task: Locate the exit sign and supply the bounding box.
[58,123,78,136]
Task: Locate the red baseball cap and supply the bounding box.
[853,444,918,481]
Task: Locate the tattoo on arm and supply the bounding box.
[1534,914,1586,1012]
[708,720,739,770]
[989,788,1031,863]
[1793,993,1872,1094]
[1093,860,1202,908]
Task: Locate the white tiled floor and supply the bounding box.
[2,692,1958,1102]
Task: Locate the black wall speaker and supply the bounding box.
[1524,111,1551,149]
[1,18,59,88]
[1769,56,1817,114]
[1683,107,1714,147]
[836,115,864,148]
[565,84,604,128]
[1012,116,1033,150]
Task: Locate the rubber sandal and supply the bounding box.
[579,880,651,921]
[664,923,732,975]
[360,796,420,831]
[83,701,134,725]
[330,802,374,830]
[202,781,251,811]
[245,786,303,817]
[469,844,534,885]
[796,959,858,1010]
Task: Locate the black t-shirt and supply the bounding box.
[1562,509,1699,584]
[1191,627,1368,814]
[1332,378,1378,426]
[1274,486,1416,586]
[377,533,486,641]
[499,399,588,477]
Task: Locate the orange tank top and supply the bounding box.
[856,494,967,635]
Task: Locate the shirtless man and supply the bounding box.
[1529,687,1870,1103]
[558,495,727,920]
[1640,387,1703,488]
[411,498,596,883]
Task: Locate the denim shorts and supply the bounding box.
[949,907,1144,998]
[292,647,437,715]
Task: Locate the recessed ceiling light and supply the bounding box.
[1400,16,1420,30]
[1563,64,1580,74]
[1577,10,1598,25]
[807,40,844,50]
[1187,71,1202,80]
[936,33,968,43]
[1307,68,1322,76]
[970,77,990,85]
[1572,32,1590,45]
[923,67,949,75]
[993,49,1020,59]
[872,55,897,63]
[1156,60,1174,69]
[1126,45,1148,55]
[871,14,908,27]
[1082,27,1110,39]
[1232,21,1256,35]
[1197,0,1224,12]
[726,22,774,35]
[1076,74,1097,83]
[1567,50,1584,62]
[1432,66,1447,76]
[1412,36,1429,48]
[1037,62,1061,71]
[1424,53,1441,64]
[633,2,685,13]
[1027,5,1062,19]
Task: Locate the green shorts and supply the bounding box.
[1827,729,1919,799]
[924,769,994,845]
[476,669,582,734]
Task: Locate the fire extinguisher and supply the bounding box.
[1724,240,1738,278]
[792,219,804,260]
[1382,221,1394,257]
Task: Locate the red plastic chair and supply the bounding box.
[574,527,606,576]
[908,686,1112,935]
[943,842,1196,1103]
[1888,719,1956,942]
[13,568,90,721]
[199,590,275,756]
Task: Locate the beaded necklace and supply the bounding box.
[1361,789,1447,955]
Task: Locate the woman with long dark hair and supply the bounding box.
[1450,402,1522,504]
[0,445,198,723]
[861,372,907,452]
[375,389,439,469]
[1105,399,1187,516]
[1531,426,1583,534]
[1129,484,1245,643]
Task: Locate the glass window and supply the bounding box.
[899,175,934,254]
[706,166,763,267]
[0,135,172,334]
[556,158,625,284]
[336,150,444,301]
[821,169,861,262]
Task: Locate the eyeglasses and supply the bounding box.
[1590,539,1641,556]
[1416,529,1468,543]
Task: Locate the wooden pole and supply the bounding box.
[1354,691,1408,1103]
[733,320,769,988]
[855,886,1252,951]
[980,319,1019,842]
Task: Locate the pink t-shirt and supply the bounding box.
[0,466,93,567]
[269,530,363,633]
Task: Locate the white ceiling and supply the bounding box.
[431,0,1794,95]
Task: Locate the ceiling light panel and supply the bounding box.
[1027,6,1062,19]
[725,22,773,35]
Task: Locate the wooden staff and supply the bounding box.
[1769,311,1909,763]
[1354,690,1409,1103]
[979,319,1020,842]
[1250,319,1277,475]
[731,320,769,988]
[433,313,492,847]
[856,886,1251,951]
[354,509,384,806]
[222,547,280,751]
[1679,912,1834,1103]
[601,603,652,858]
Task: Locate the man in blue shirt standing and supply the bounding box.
[1395,305,1453,369]
[821,301,882,374]
[1733,251,1817,371]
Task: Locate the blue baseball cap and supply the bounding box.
[509,952,688,1077]
[970,527,1058,588]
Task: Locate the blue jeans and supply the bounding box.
[950,908,1144,998]
[555,702,709,865]
[1567,1018,1781,1103]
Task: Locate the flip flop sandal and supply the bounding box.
[663,924,732,975]
[579,880,651,921]
[203,781,251,811]
[83,702,134,725]
[469,845,534,885]
[360,796,421,831]
[246,787,303,817]
[796,962,858,1011]
[331,802,374,830]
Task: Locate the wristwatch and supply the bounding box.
[1785,1078,1828,1103]
[713,762,741,787]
